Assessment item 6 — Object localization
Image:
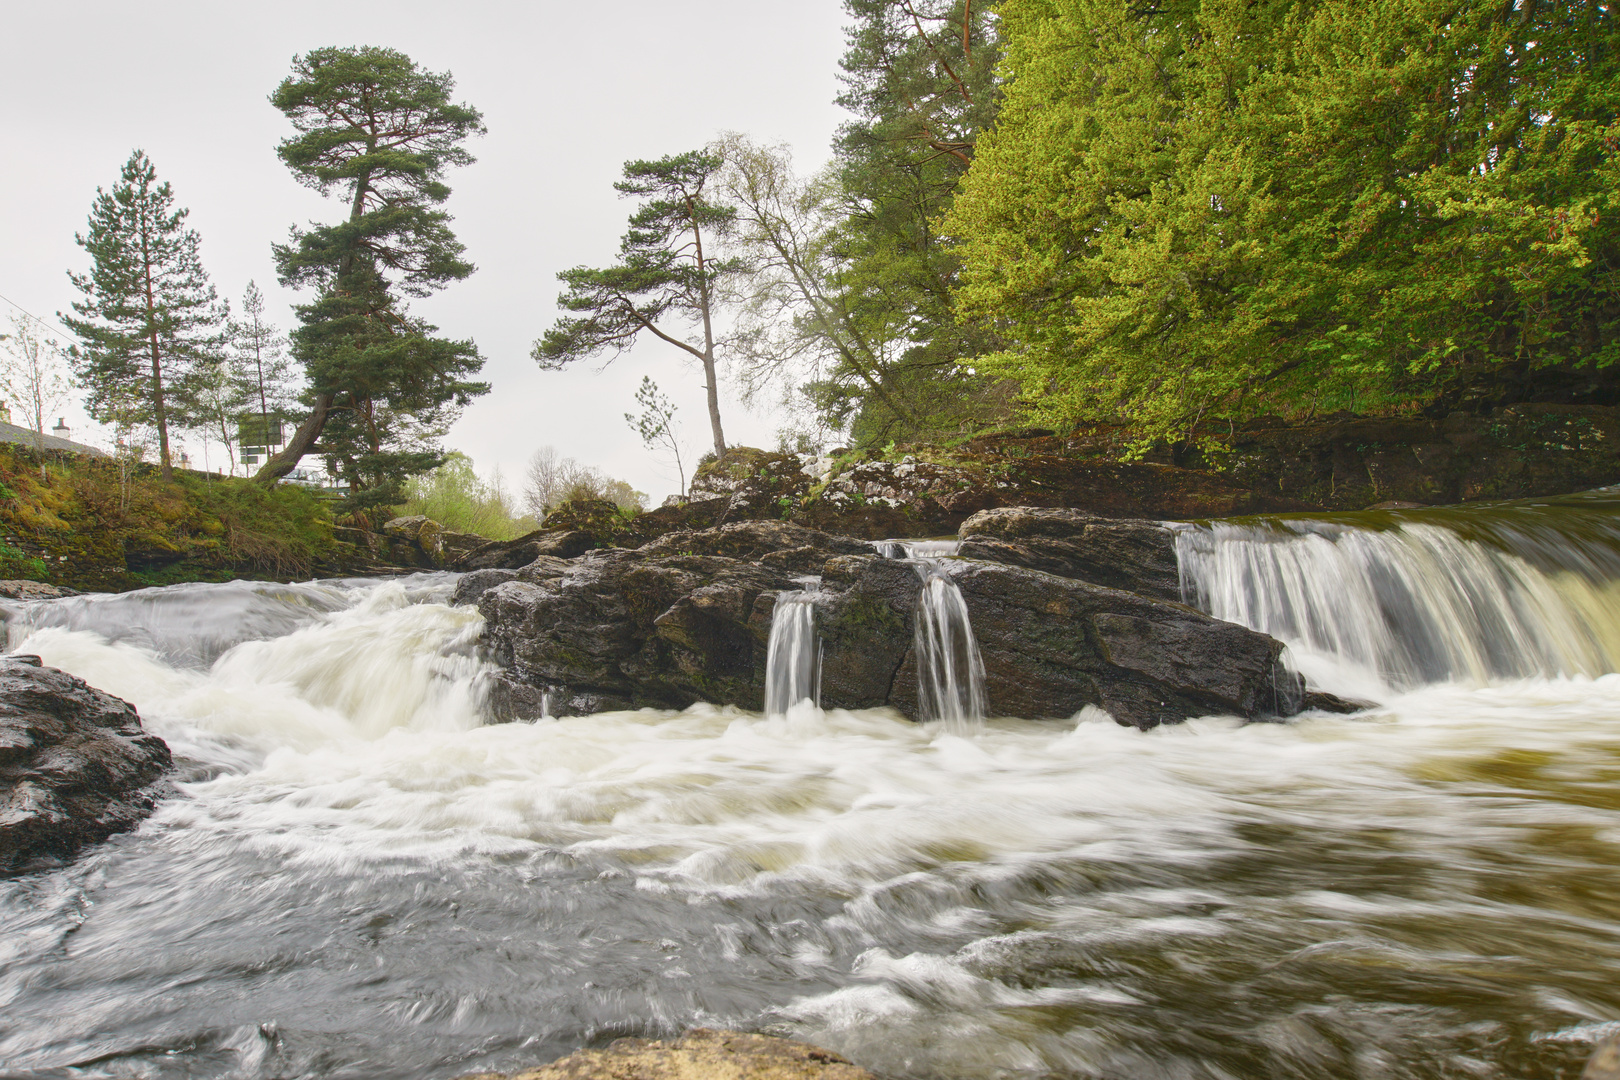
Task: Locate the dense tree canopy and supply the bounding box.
[947,0,1620,445]
[828,0,1004,442]
[258,45,488,509]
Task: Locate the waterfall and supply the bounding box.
[764,586,821,716]
[1175,492,1620,697]
[911,564,989,729]
[873,540,988,728]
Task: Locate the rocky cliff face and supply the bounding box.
[471,515,1321,729]
[0,655,171,873]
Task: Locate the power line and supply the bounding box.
[0,290,74,340]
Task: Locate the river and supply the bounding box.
[2,492,1619,1079]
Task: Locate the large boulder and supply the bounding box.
[473,519,1306,729]
[0,655,172,873]
[813,555,1293,728]
[456,1028,874,1080]
[956,506,1182,602]
[458,529,597,571]
[478,548,801,718]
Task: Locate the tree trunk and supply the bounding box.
[139,216,172,480]
[253,391,333,484]
[688,195,727,459]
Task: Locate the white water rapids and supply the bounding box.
[2,493,1619,1080]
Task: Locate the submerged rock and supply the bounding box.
[0,655,171,873]
[457,1029,873,1080]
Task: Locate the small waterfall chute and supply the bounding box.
[764,585,822,716]
[875,539,988,729]
[911,563,988,730]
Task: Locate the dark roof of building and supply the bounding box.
[0,420,109,458]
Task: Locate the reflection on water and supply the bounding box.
[0,505,1617,1078]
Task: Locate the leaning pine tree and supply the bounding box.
[61,150,226,479]
[254,46,489,510]
[534,151,740,460]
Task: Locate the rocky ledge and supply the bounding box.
[0,655,171,873]
[472,512,1346,729]
[457,1029,873,1080]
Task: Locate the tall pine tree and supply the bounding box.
[62,150,226,479]
[829,0,1002,442]
[256,46,488,509]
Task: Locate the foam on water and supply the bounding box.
[0,512,1619,1079]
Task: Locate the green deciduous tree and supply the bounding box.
[257,45,489,511]
[61,150,226,479]
[534,151,739,460]
[948,0,1620,445]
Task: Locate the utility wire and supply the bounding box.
[0,290,74,340]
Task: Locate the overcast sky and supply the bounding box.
[1,1,851,503]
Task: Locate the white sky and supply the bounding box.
[1,1,851,503]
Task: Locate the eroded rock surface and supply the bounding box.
[474,516,1308,728]
[957,506,1182,602]
[0,655,171,873]
[457,1029,873,1080]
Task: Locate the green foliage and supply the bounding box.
[61,150,227,473]
[827,0,1007,442]
[398,452,537,540]
[948,0,1620,444]
[263,46,489,508]
[0,443,338,589]
[534,150,737,458]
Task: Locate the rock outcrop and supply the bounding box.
[956,506,1182,602]
[474,517,1310,728]
[0,580,80,601]
[0,655,171,873]
[457,1029,873,1080]
[812,554,1293,728]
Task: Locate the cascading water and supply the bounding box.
[874,539,989,729]
[1175,489,1620,698]
[764,583,821,716]
[5,500,1620,1080]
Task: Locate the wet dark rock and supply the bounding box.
[639,520,871,563]
[814,556,1293,727]
[451,568,519,607]
[0,655,172,873]
[477,545,804,717]
[475,519,1305,729]
[458,529,596,571]
[957,506,1182,602]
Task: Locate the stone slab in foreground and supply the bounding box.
[0,654,171,873]
[458,1029,873,1080]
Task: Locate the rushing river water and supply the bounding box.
[4,493,1620,1080]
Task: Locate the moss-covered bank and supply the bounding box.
[0,444,339,592]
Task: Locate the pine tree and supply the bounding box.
[534,151,739,460]
[61,150,226,479]
[829,0,1002,442]
[257,46,489,510]
[229,281,297,457]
